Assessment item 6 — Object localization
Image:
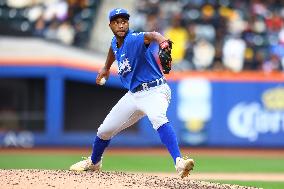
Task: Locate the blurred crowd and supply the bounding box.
[1,0,284,72]
[132,0,284,72]
[0,0,98,47]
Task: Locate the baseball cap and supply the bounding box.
[109,8,130,21]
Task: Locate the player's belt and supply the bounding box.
[133,77,166,93]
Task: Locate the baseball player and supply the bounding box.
[70,8,194,178]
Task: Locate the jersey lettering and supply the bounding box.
[118,58,132,76]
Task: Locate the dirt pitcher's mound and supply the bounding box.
[0,169,259,189]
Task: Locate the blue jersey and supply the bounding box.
[111,30,163,92]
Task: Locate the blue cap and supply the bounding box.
[109,8,130,21]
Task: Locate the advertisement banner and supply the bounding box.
[209,83,284,147]
[175,78,212,146]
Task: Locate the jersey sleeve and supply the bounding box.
[110,37,116,53]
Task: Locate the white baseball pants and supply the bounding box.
[97,83,171,140]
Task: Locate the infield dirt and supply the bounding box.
[0,169,260,189]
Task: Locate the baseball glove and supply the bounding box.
[158,39,173,74]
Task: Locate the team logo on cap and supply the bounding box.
[115,9,122,14]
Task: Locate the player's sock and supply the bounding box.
[157,122,181,164]
[91,136,110,164]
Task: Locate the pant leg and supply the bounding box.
[111,110,145,136]
[135,84,171,130]
[97,92,144,140]
[135,84,181,164]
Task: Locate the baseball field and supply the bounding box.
[0,148,283,189]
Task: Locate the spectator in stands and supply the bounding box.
[43,0,68,22]
[164,13,188,65]
[7,0,31,8]
[192,38,215,70]
[265,10,283,33]
[194,4,216,43]
[222,37,246,72]
[67,0,86,21]
[44,14,59,42]
[243,47,257,70]
[176,23,196,71]
[57,20,75,45]
[0,0,96,47]
[269,28,284,69]
[210,44,226,71]
[33,14,46,37]
[3,0,284,72]
[262,53,282,73]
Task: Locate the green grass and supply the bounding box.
[0,154,78,169]
[193,156,284,173]
[1,154,284,173]
[0,153,283,189]
[103,154,284,173]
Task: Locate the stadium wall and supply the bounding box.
[0,61,284,148]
